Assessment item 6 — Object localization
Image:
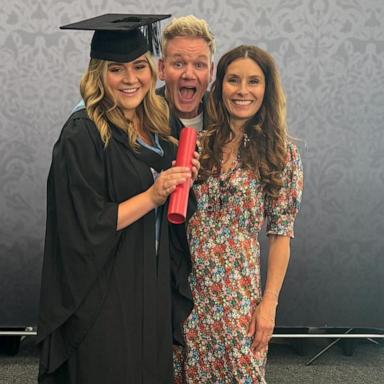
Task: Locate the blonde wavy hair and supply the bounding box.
[80,52,172,148]
[200,45,288,196]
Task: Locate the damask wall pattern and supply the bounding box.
[0,0,383,327]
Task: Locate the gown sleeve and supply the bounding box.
[37,114,120,375]
[265,142,303,238]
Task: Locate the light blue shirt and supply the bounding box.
[137,134,164,253]
[72,99,85,113]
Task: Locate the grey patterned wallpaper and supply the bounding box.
[0,0,383,328]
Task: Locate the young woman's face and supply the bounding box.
[222,57,265,127]
[105,55,152,119]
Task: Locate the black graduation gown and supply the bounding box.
[37,110,194,384]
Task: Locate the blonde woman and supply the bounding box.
[37,15,198,384]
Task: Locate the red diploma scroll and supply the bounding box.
[168,127,197,224]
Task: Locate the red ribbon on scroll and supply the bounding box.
[168,127,197,224]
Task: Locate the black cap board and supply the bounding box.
[60,14,171,62]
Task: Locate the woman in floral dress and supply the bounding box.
[174,45,303,383]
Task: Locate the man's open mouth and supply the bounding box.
[179,87,197,101]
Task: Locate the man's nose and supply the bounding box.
[181,64,196,79]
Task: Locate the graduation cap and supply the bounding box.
[60,13,171,62]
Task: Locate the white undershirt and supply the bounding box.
[180,112,204,132]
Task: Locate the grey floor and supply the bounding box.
[0,336,383,383]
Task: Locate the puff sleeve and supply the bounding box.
[265,142,303,238]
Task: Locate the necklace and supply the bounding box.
[206,132,249,212]
[220,132,249,170]
[243,132,250,147]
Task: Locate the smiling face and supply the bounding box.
[222,57,265,128]
[105,54,152,120]
[158,36,213,119]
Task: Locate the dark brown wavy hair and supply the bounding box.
[199,45,288,196]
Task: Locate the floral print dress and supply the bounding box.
[174,143,303,384]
